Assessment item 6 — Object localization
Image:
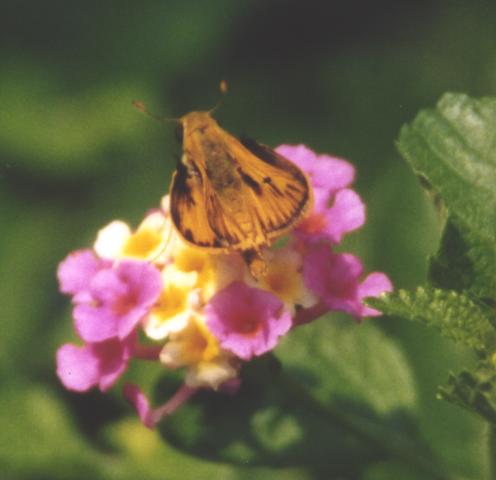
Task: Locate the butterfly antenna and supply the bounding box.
[132,100,179,124]
[208,80,229,115]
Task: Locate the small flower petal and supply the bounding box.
[247,247,317,314]
[121,211,169,261]
[144,265,198,340]
[56,336,134,392]
[357,272,394,317]
[74,260,162,342]
[322,188,365,243]
[74,303,119,342]
[160,314,220,367]
[57,250,109,301]
[56,343,100,392]
[94,221,132,260]
[113,261,163,339]
[295,187,365,244]
[276,144,355,192]
[95,212,171,263]
[304,244,392,320]
[205,282,292,360]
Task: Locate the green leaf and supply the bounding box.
[160,355,373,478]
[429,220,478,292]
[439,359,496,425]
[278,317,416,416]
[429,219,496,301]
[276,318,451,479]
[160,319,448,479]
[369,287,496,352]
[398,93,496,299]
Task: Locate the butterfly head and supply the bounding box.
[177,111,218,145]
[180,111,215,131]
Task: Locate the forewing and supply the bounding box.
[235,137,312,239]
[169,162,222,248]
[201,188,267,250]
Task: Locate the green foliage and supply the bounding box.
[439,360,496,425]
[161,319,447,478]
[398,93,496,300]
[373,93,496,437]
[370,287,496,351]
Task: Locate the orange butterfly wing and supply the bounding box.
[200,137,312,250]
[169,112,312,254]
[169,161,224,249]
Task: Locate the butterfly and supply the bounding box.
[168,110,313,276]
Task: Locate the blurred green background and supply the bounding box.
[2,1,495,479]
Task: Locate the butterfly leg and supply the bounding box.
[242,248,267,279]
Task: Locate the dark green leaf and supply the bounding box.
[398,93,496,299]
[439,359,496,425]
[160,319,447,479]
[429,219,496,301]
[159,355,376,478]
[369,287,496,352]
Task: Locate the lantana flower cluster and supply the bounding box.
[56,145,393,428]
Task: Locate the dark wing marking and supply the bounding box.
[169,161,222,248]
[235,138,312,237]
[239,137,279,165]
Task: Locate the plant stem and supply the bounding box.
[275,370,452,480]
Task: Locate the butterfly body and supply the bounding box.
[169,110,313,268]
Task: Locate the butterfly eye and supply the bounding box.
[175,124,184,143]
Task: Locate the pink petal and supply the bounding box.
[74,261,162,343]
[276,144,317,171]
[310,156,355,193]
[93,337,134,391]
[304,245,362,299]
[322,189,365,243]
[74,303,119,342]
[275,144,355,192]
[206,282,292,361]
[90,269,129,304]
[57,250,109,298]
[56,343,100,392]
[115,261,163,305]
[114,261,163,339]
[303,244,393,320]
[56,337,133,393]
[303,245,364,315]
[295,187,365,244]
[357,272,394,317]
